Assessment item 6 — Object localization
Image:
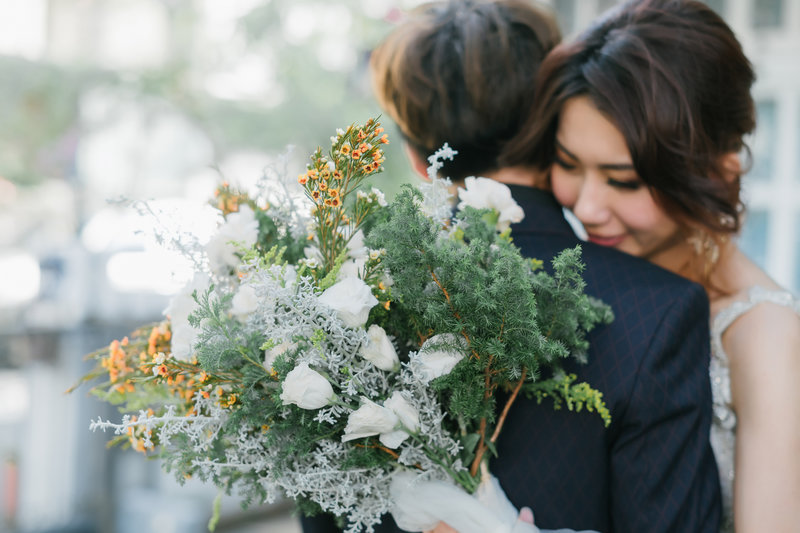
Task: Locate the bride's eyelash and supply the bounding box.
[554,155,577,170]
[607,177,641,191]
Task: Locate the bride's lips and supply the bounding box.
[587,233,626,247]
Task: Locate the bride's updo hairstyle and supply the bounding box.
[370,0,560,181]
[503,0,755,236]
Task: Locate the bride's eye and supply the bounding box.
[607,177,642,191]
[554,155,577,171]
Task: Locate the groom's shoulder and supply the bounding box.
[578,240,709,326]
[580,242,703,292]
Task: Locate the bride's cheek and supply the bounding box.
[551,173,578,208]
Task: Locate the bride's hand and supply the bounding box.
[424,523,457,533]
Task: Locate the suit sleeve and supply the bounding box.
[609,282,721,532]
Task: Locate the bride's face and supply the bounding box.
[550,96,689,271]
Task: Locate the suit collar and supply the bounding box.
[507,185,576,238]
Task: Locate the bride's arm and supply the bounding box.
[726,302,800,532]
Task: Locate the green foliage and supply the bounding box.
[532,246,614,364]
[254,212,307,264]
[189,287,244,372]
[369,186,613,446]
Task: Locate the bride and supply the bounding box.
[502,0,800,531]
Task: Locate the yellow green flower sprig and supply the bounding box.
[297,119,389,279]
[524,372,611,428]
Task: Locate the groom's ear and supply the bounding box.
[405,144,431,181]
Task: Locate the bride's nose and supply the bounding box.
[572,176,610,227]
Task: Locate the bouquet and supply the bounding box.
[72,118,612,533]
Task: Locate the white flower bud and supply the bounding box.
[264,341,295,371]
[280,362,335,410]
[359,325,399,371]
[205,204,259,275]
[342,397,400,446]
[230,283,258,318]
[415,333,468,383]
[384,391,419,434]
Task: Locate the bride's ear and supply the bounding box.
[405,144,431,181]
[718,152,742,183]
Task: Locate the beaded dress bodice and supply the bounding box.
[709,286,800,532]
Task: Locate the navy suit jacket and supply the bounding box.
[302,186,720,533]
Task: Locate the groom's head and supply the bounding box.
[370,0,560,181]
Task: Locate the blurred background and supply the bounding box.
[0,0,798,532]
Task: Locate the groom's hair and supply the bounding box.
[370,0,560,181]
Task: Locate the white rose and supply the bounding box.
[359,325,399,371]
[342,397,401,447]
[264,341,295,371]
[318,277,378,328]
[280,362,335,410]
[338,259,364,280]
[384,391,419,434]
[457,176,525,231]
[416,333,468,383]
[338,230,369,280]
[230,283,258,319]
[205,204,259,275]
[163,272,210,361]
[169,322,199,361]
[347,229,368,259]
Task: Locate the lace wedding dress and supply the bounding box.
[709,286,800,532]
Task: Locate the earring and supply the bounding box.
[687,229,728,282]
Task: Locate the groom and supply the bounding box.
[303,0,721,531]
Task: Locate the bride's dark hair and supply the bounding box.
[503,0,755,236]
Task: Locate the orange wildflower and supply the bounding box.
[379,134,389,144]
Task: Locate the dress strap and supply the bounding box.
[711,286,800,362]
